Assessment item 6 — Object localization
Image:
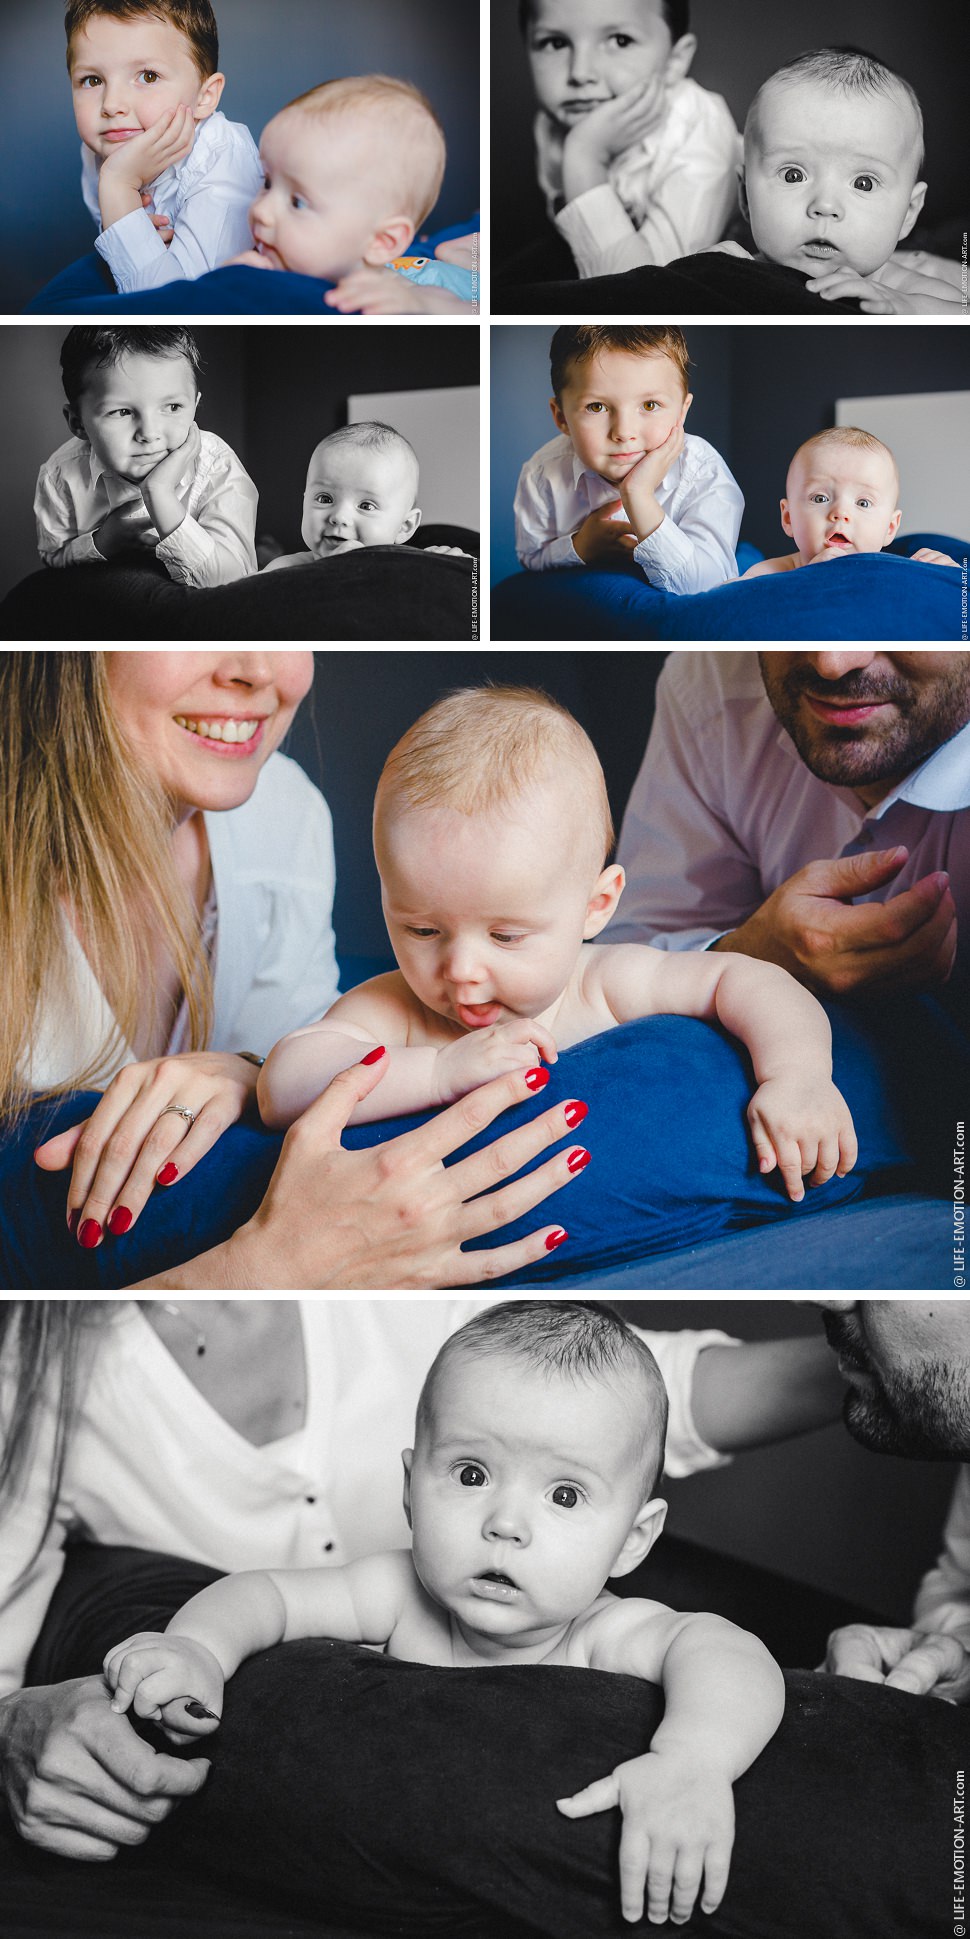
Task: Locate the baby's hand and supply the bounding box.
[99,104,196,190]
[747,1075,857,1202]
[805,257,963,315]
[433,1017,558,1105]
[94,499,158,558]
[558,1750,735,1926]
[563,78,667,169]
[324,267,476,314]
[103,1630,224,1744]
[224,246,277,269]
[910,546,961,568]
[572,500,638,566]
[618,423,686,534]
[434,232,478,272]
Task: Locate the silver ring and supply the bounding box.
[158,1104,198,1128]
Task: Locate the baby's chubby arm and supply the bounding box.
[103,1552,417,1742]
[257,974,557,1129]
[588,945,857,1200]
[559,1599,785,1926]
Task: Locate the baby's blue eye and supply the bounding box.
[358,500,378,512]
[290,194,309,211]
[551,1486,579,1508]
[315,492,333,504]
[810,493,829,505]
[459,1465,487,1488]
[783,168,805,184]
[858,498,873,509]
[854,176,875,192]
[492,932,524,945]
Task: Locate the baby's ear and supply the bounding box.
[737,168,750,221]
[885,508,903,544]
[401,1448,414,1527]
[194,71,225,122]
[780,497,794,537]
[584,863,624,939]
[898,179,927,243]
[609,1497,667,1580]
[65,403,87,442]
[664,33,697,87]
[364,216,417,266]
[396,506,422,544]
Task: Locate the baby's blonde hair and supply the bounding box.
[788,426,900,502]
[375,686,614,873]
[282,75,446,229]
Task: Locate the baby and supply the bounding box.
[227,77,477,315]
[262,423,422,571]
[520,0,740,277]
[514,325,743,594]
[258,686,857,1202]
[34,325,257,585]
[104,1300,787,1929]
[67,0,263,295]
[742,427,960,577]
[724,47,962,316]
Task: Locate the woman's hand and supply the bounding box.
[33,1052,261,1249]
[0,1675,209,1860]
[136,1052,590,1290]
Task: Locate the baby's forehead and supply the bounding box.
[751,73,921,167]
[306,440,411,490]
[790,445,896,491]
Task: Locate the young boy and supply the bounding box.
[104,1301,787,1930]
[725,47,962,316]
[34,326,257,585]
[258,686,857,1203]
[227,78,477,314]
[518,0,740,279]
[66,0,263,295]
[261,423,422,572]
[742,427,961,577]
[514,326,743,594]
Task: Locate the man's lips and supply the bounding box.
[804,695,893,727]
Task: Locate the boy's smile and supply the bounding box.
[551,347,691,484]
[743,77,926,278]
[70,16,221,164]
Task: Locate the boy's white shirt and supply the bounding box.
[81,110,264,291]
[536,77,742,276]
[34,428,258,586]
[514,431,742,593]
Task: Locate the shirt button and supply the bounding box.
[305,1494,317,1504]
[323,1541,335,1553]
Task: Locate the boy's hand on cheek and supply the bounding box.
[139,422,201,540]
[618,423,685,538]
[572,501,639,566]
[563,78,666,185]
[98,108,196,229]
[558,1750,735,1926]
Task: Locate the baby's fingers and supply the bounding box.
[666,1847,706,1925]
[805,1131,841,1188]
[700,1841,732,1916]
[556,1772,620,1817]
[838,1119,858,1177]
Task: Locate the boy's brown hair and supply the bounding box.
[65,0,219,81]
[550,326,691,400]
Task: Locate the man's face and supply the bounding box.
[818,1302,970,1459]
[758,652,970,801]
[301,442,419,557]
[551,349,691,485]
[249,112,402,279]
[526,0,677,136]
[70,15,219,161]
[742,77,926,278]
[68,351,199,484]
[781,446,901,563]
[404,1350,663,1655]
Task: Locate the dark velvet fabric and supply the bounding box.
[3,1543,957,1939]
[0,547,477,643]
[494,253,864,315]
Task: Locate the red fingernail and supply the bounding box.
[563,1099,588,1128]
[67,1208,79,1235]
[108,1206,132,1236]
[545,1228,568,1251]
[157,1162,179,1186]
[360,1046,386,1065]
[566,1147,591,1173]
[525,1067,549,1091]
[78,1218,102,1249]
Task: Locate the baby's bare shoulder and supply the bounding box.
[741,554,799,579]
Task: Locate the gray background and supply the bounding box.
[3,0,479,310]
[0,324,479,597]
[490,325,970,582]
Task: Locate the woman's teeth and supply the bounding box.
[174,717,259,744]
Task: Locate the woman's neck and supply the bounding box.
[139,1300,307,1446]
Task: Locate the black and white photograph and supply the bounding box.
[0,1295,966,1937]
[0,328,480,639]
[492,0,968,315]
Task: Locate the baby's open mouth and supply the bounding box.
[474,1571,520,1600]
[825,533,852,546]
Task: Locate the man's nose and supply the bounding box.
[806,653,878,680]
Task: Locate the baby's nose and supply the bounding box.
[808,179,844,219]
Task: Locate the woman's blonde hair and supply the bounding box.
[0,652,213,1125]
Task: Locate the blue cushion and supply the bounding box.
[492,549,966,642]
[5,996,963,1292]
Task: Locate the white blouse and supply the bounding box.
[0,1304,734,1693]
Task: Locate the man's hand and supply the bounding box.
[805,256,963,315]
[618,422,686,540]
[433,1018,559,1106]
[572,500,639,566]
[93,500,159,559]
[820,1624,970,1703]
[712,847,958,997]
[139,421,202,540]
[97,106,196,230]
[747,1075,857,1200]
[561,80,667,203]
[0,1675,209,1860]
[558,1750,735,1925]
